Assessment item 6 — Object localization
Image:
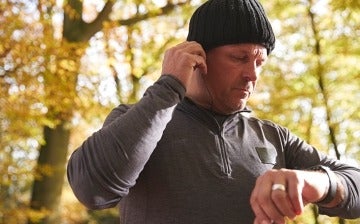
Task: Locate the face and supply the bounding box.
[204,43,267,114]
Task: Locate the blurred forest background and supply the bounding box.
[1,0,359,223]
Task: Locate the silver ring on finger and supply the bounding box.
[271,183,286,192]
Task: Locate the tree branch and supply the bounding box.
[117,1,190,26]
[80,1,115,41]
[64,0,190,42]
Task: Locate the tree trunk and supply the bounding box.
[307,1,344,223]
[29,124,70,224]
[27,1,191,223]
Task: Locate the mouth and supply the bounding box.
[236,86,251,93]
[233,88,251,98]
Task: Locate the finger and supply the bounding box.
[192,54,207,74]
[261,193,286,224]
[251,201,273,224]
[174,41,206,61]
[286,174,305,216]
[169,42,207,72]
[181,42,207,74]
[184,41,207,59]
[271,184,297,219]
[256,179,286,224]
[162,43,207,88]
[250,178,277,224]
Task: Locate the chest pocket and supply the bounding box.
[255,147,277,165]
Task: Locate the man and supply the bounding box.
[67,0,360,223]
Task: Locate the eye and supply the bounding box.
[256,60,263,67]
[230,54,248,63]
[256,59,266,67]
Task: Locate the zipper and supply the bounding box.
[218,127,232,177]
[191,104,233,177]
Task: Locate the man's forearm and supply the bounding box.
[67,75,186,209]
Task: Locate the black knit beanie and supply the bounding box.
[187,0,275,54]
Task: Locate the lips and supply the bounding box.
[234,86,251,93]
[241,88,250,93]
[232,88,250,98]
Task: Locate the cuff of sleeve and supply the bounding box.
[158,74,186,99]
[318,173,349,215]
[311,165,338,205]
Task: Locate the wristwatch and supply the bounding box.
[307,165,338,205]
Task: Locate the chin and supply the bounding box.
[214,98,248,114]
[223,104,247,115]
[233,99,247,110]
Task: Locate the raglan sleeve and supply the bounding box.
[67,75,185,210]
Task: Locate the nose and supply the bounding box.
[243,62,258,82]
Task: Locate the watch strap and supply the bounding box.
[307,165,338,205]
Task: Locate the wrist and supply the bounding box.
[307,165,338,206]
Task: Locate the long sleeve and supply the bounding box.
[67,75,185,209]
[319,162,360,219]
[280,126,360,219]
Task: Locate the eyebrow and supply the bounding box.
[237,50,267,60]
